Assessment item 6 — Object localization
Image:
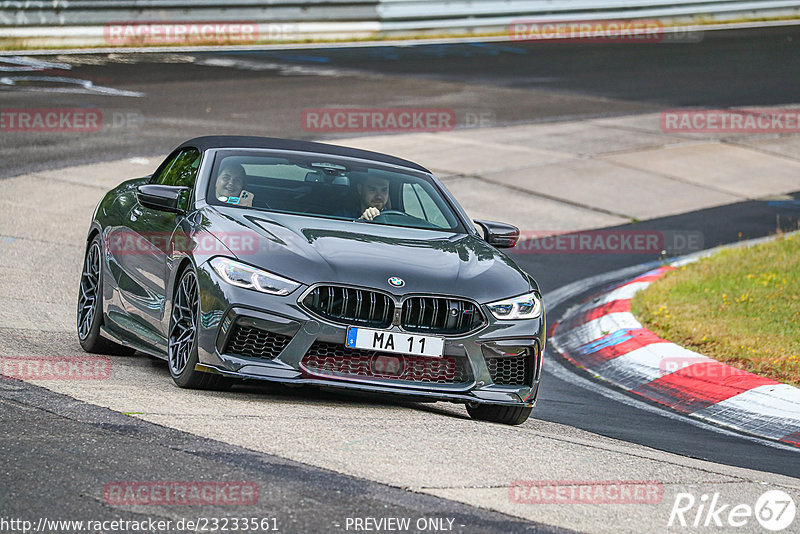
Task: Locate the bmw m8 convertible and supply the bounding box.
[77,136,545,424]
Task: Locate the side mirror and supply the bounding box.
[136,184,189,214]
[474,220,520,248]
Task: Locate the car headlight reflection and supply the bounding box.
[209,257,300,296]
[486,292,542,320]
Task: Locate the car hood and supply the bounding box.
[201,207,534,302]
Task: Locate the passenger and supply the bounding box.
[215,162,254,207]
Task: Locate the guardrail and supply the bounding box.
[381,0,800,22]
[0,0,381,25]
[381,0,800,32]
[2,0,800,47]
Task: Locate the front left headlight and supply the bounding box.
[486,292,542,320]
[209,257,300,296]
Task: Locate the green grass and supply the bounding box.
[632,233,800,386]
[0,31,513,51]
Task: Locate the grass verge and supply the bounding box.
[632,233,800,387]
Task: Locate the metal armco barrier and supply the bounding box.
[379,0,800,29]
[0,0,380,25]
[2,0,800,46]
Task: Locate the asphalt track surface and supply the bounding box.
[1,25,799,531]
[1,380,557,533]
[2,25,800,178]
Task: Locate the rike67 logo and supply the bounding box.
[668,490,796,531]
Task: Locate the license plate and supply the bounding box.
[345,327,444,357]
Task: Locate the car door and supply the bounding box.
[116,148,201,345]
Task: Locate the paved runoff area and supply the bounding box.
[336,110,800,231]
[2,111,800,532]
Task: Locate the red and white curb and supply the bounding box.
[550,265,800,447]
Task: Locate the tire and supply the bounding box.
[168,267,229,390]
[466,403,533,425]
[77,236,136,356]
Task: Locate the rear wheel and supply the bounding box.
[466,403,532,425]
[77,236,136,355]
[168,268,229,390]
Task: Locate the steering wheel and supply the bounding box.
[373,210,409,220]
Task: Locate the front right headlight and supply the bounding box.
[209,257,300,296]
[486,292,542,320]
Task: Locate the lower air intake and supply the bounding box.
[301,341,471,384]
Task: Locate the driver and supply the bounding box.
[215,162,254,207]
[357,176,391,220]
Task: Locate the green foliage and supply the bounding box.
[632,234,800,386]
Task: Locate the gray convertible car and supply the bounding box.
[77,136,545,424]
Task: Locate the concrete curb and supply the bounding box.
[550,243,800,448]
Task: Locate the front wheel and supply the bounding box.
[168,268,229,390]
[466,403,532,425]
[77,236,135,355]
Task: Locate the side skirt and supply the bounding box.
[100,323,167,360]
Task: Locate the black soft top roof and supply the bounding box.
[178,136,430,173]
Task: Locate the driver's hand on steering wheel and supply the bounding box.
[360,207,380,220]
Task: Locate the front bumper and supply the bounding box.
[195,263,545,407]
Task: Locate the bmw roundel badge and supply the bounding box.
[388,277,405,288]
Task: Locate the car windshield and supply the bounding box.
[207,150,464,232]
